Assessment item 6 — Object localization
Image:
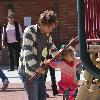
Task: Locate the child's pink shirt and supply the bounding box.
[50,59,81,93]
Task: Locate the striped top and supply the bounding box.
[19,24,59,74]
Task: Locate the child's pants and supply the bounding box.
[64,88,76,100]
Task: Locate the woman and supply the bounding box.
[2,12,23,71]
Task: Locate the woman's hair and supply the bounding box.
[38,10,58,26]
[61,48,74,59]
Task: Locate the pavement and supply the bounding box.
[1,65,100,100]
[0,65,63,100]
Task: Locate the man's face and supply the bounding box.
[40,24,55,35]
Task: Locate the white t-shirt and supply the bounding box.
[3,23,23,43]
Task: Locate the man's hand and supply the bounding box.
[36,67,46,75]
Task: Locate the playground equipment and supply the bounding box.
[76,0,100,100]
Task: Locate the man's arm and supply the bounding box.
[22,26,38,71]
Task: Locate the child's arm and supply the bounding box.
[76,63,83,74]
[49,60,60,68]
[76,59,83,74]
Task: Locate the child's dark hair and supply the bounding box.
[38,10,58,26]
[61,48,74,60]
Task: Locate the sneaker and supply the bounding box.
[2,79,9,91]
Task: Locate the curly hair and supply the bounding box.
[38,10,58,26]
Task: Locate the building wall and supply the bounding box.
[0,0,77,64]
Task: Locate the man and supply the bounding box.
[2,12,23,71]
[18,10,59,100]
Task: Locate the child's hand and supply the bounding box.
[43,59,51,64]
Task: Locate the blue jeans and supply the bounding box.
[22,74,46,100]
[0,69,8,82]
[7,42,20,69]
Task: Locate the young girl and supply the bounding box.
[49,47,81,100]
